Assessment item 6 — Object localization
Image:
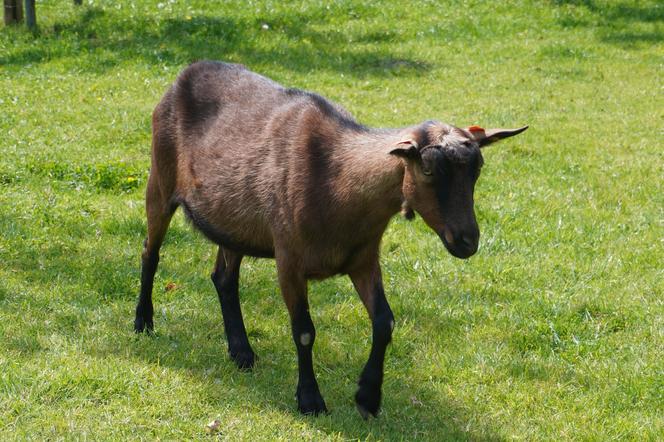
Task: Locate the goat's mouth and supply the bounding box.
[439,230,478,259]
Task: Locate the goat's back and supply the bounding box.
[152,61,369,259]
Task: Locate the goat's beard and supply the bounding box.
[401,201,415,220]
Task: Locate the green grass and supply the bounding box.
[1,0,662,440]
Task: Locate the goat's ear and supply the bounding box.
[390,140,420,159]
[468,125,529,147]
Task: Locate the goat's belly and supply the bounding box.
[303,260,352,280]
[300,244,365,280]
[179,199,274,257]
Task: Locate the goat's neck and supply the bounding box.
[337,129,406,220]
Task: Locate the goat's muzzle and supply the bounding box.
[439,227,479,259]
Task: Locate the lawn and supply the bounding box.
[0,0,662,440]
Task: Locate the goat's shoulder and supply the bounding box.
[282,87,365,132]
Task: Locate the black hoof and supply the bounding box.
[355,380,381,419]
[296,383,328,416]
[229,349,256,371]
[134,316,154,334]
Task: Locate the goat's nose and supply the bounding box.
[460,233,478,252]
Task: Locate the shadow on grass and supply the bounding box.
[108,307,499,441]
[1,5,431,78]
[552,0,663,47]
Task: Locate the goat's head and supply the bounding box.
[391,122,528,259]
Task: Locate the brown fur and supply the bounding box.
[150,61,413,277]
[136,60,528,416]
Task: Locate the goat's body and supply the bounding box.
[135,60,527,416]
[153,61,403,278]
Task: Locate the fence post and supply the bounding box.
[24,0,35,28]
[4,0,23,25]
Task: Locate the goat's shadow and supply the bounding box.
[104,276,500,441]
[1,5,431,78]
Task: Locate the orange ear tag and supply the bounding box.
[468,125,486,139]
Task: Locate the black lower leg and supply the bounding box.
[134,241,159,333]
[355,290,394,419]
[212,251,255,370]
[292,304,327,415]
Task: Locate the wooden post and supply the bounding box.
[4,0,23,25]
[23,0,34,28]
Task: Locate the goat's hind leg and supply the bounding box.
[212,247,256,369]
[134,175,175,333]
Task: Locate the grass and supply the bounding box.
[0,0,662,440]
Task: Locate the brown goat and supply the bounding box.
[134,61,527,417]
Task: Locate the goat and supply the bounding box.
[133,61,527,417]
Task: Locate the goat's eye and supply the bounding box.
[420,148,440,177]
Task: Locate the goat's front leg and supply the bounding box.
[349,259,394,419]
[276,253,327,415]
